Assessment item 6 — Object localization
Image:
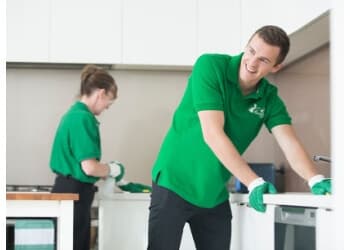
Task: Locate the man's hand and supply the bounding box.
[107,161,125,182]
[248,178,277,213]
[308,175,332,195]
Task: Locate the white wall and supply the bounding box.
[6,68,189,185]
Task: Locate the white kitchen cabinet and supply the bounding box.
[99,193,333,249]
[7,0,122,64]
[180,224,197,250]
[7,0,330,66]
[197,0,242,56]
[316,208,334,250]
[231,203,275,250]
[50,0,122,64]
[99,198,149,250]
[6,192,78,250]
[98,193,196,250]
[122,0,197,66]
[240,0,331,50]
[6,0,50,62]
[231,193,334,250]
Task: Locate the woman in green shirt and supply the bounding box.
[50,65,124,250]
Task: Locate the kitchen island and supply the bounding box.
[230,192,333,250]
[231,192,332,208]
[97,192,333,250]
[6,192,79,250]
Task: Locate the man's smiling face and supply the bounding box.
[239,34,283,94]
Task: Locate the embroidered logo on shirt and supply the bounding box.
[248,104,265,118]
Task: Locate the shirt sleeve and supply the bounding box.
[191,54,224,111]
[69,113,101,162]
[264,89,292,132]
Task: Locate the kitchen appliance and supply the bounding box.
[6,184,53,192]
[275,206,316,250]
[234,163,285,193]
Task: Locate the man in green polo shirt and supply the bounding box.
[147,25,331,250]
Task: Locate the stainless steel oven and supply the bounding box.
[275,206,316,250]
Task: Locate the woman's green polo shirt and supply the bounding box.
[152,53,291,208]
[50,101,101,184]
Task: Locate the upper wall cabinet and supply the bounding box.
[240,0,331,50]
[122,0,197,66]
[7,0,122,64]
[7,0,50,62]
[7,0,330,66]
[197,0,241,57]
[50,0,122,64]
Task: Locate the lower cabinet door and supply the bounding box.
[231,203,275,250]
[316,208,334,250]
[99,199,149,250]
[98,198,199,250]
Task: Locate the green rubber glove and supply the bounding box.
[118,182,152,193]
[248,178,277,213]
[309,175,332,195]
[107,161,125,182]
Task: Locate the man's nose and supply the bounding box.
[247,57,259,68]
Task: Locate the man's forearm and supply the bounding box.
[272,125,319,181]
[198,110,259,186]
[203,128,259,186]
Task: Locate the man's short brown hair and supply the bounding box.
[249,25,290,65]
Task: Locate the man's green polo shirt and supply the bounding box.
[152,53,292,208]
[50,101,101,184]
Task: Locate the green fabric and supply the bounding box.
[152,53,291,208]
[311,179,332,195]
[50,101,101,183]
[249,182,277,212]
[118,182,152,193]
[15,244,54,250]
[15,220,54,229]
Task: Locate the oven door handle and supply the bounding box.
[275,206,316,227]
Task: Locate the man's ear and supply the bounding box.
[271,63,283,73]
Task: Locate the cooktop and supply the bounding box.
[6,185,53,192]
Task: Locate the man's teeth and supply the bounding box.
[247,67,255,73]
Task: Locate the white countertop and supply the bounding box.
[95,192,151,201]
[231,192,333,209]
[95,191,333,209]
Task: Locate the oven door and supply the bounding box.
[275,206,316,250]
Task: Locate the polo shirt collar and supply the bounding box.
[74,101,100,125]
[227,53,267,100]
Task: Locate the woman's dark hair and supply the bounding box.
[249,25,290,65]
[80,65,117,99]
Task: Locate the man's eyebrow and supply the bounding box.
[248,45,273,63]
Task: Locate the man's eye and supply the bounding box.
[260,58,269,64]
